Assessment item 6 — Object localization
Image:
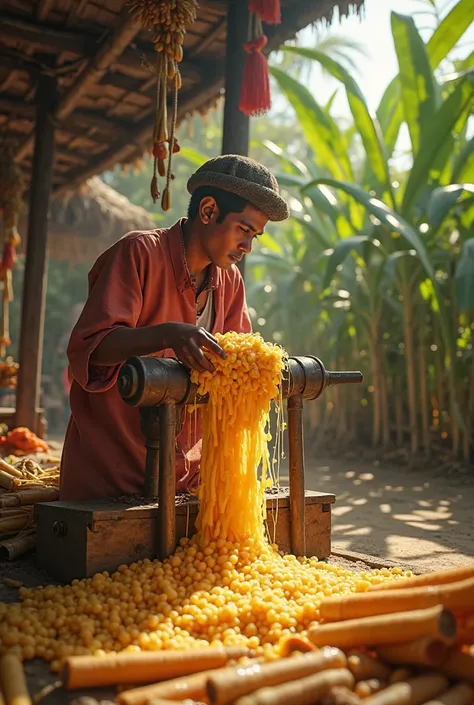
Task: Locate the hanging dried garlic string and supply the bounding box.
[127,0,198,211]
[0,133,24,359]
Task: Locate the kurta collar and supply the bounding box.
[167,218,220,295]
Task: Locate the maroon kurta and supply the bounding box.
[60,219,251,500]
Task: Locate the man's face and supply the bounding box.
[199,198,268,270]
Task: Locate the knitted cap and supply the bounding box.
[187,155,289,222]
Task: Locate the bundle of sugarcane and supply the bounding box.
[0,455,59,559]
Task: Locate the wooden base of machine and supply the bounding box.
[35,489,335,583]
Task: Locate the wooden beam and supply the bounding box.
[0,12,96,56]
[0,95,137,145]
[37,0,55,21]
[54,65,223,196]
[221,0,250,278]
[193,17,226,57]
[0,14,200,84]
[16,8,142,163]
[15,74,57,433]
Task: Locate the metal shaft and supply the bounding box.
[158,404,177,559]
[287,395,306,556]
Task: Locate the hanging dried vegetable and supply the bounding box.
[0,133,23,358]
[127,0,198,210]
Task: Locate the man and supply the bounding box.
[60,155,289,500]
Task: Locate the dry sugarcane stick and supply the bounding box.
[233,668,355,705]
[2,578,23,588]
[63,647,251,689]
[206,646,347,705]
[319,577,474,621]
[363,674,448,705]
[0,653,32,705]
[354,679,387,699]
[375,637,448,668]
[369,565,474,591]
[117,665,241,705]
[421,682,474,705]
[0,508,32,535]
[321,687,363,705]
[441,648,474,683]
[0,469,15,490]
[0,458,22,478]
[455,615,474,645]
[308,606,456,649]
[0,528,36,559]
[277,636,316,657]
[388,669,413,684]
[346,652,392,681]
[0,487,59,507]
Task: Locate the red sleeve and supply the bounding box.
[67,235,146,393]
[222,267,252,334]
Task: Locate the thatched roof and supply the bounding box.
[18,177,155,264]
[0,0,364,195]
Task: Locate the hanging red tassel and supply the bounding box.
[239,35,271,117]
[249,0,281,24]
[0,243,15,275]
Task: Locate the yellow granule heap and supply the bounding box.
[0,333,410,670]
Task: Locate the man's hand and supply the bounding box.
[162,322,226,372]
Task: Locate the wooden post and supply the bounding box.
[15,74,57,433]
[158,403,177,559]
[287,394,306,556]
[222,0,250,278]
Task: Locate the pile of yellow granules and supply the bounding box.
[0,333,410,671]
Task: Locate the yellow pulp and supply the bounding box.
[0,333,411,670]
[191,332,286,545]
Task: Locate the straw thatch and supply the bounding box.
[0,0,365,195]
[18,177,155,265]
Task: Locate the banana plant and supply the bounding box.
[259,0,474,460]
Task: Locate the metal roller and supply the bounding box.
[118,355,363,558]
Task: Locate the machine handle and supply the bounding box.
[326,370,364,386]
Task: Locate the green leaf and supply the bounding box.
[402,72,474,217]
[427,0,474,71]
[260,140,310,177]
[269,66,354,182]
[301,180,342,224]
[452,136,474,182]
[291,215,334,250]
[383,250,418,284]
[391,12,438,155]
[282,47,391,196]
[322,235,373,289]
[308,177,438,278]
[427,184,474,231]
[376,0,474,159]
[376,78,403,158]
[455,239,474,311]
[178,147,208,167]
[274,173,308,190]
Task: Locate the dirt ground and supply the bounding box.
[2,454,474,703]
[297,455,474,574]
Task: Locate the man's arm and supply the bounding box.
[89,324,170,366]
[90,322,224,371]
